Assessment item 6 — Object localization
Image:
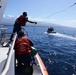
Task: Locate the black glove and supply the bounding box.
[35,22,37,24]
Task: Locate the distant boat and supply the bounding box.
[0,0,48,75]
[47,27,56,33]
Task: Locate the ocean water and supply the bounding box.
[2,25,76,75]
[27,26,76,75]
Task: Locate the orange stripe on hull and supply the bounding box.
[36,53,49,75]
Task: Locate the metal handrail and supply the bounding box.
[22,28,28,37]
[1,33,17,75]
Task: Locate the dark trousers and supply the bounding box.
[10,22,21,41]
[16,54,32,65]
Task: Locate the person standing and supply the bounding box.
[10,12,37,41]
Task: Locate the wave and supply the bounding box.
[44,32,76,40]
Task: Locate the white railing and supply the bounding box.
[1,33,17,75]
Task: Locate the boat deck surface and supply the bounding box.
[15,54,42,75]
[0,47,9,62]
[0,47,48,75]
[0,47,9,74]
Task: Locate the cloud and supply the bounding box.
[1,15,16,25]
[61,20,76,28]
[28,17,43,22]
[44,18,76,28]
[3,15,16,19]
[1,15,76,28]
[64,20,76,24]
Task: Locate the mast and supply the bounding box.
[0,0,7,23]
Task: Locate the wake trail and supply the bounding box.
[45,32,76,40]
[49,33,76,40]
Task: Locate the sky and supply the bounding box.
[2,0,76,28]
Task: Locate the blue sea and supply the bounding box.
[1,24,76,75]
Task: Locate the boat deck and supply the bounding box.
[0,48,48,75]
[0,47,9,74]
[15,54,42,75]
[0,29,48,75]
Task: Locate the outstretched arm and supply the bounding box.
[28,20,37,24]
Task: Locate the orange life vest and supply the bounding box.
[18,15,28,26]
[15,37,31,55]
